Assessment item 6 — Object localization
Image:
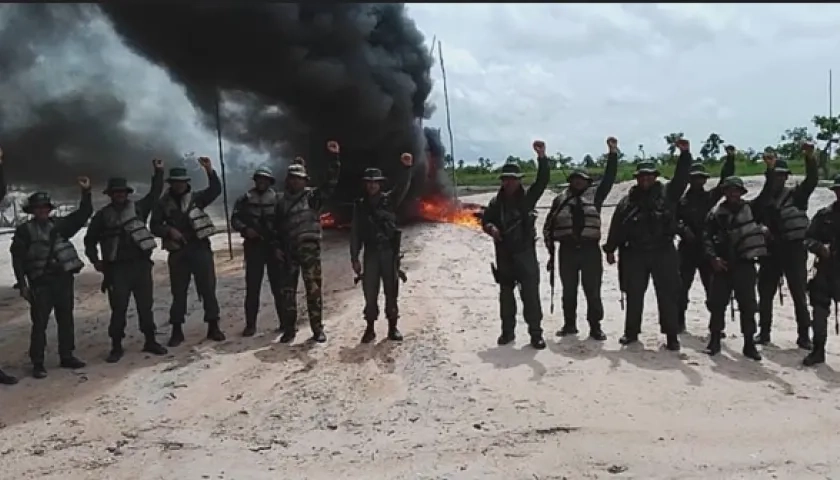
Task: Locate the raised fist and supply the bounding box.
[532,140,546,156]
[676,139,690,151]
[77,176,91,190]
[198,156,212,170]
[606,136,618,150]
[326,140,340,154]
[293,156,306,166]
[400,153,413,167]
[152,158,164,170]
[801,141,815,154]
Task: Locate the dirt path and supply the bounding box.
[1,184,840,479]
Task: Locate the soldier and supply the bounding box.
[276,141,342,344]
[675,147,736,333]
[84,159,168,363]
[602,139,692,351]
[10,177,93,378]
[0,145,16,385]
[150,156,225,347]
[703,176,766,360]
[230,166,283,337]
[543,137,619,340]
[802,175,840,366]
[751,144,818,348]
[481,140,551,349]
[350,153,414,343]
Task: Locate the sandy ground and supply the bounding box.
[1,176,840,480]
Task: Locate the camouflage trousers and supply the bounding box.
[280,240,323,334]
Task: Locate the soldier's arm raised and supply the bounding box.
[311,141,342,211]
[56,178,93,239]
[666,140,692,204]
[193,157,222,208]
[388,153,414,209]
[136,159,165,219]
[710,150,737,204]
[794,143,819,208]
[524,146,551,209]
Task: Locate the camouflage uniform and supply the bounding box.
[802,175,840,366]
[84,174,167,362]
[481,158,550,349]
[350,164,413,343]
[150,166,224,347]
[277,152,340,343]
[11,189,93,378]
[230,166,284,336]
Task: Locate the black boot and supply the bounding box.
[497,331,515,345]
[803,336,826,366]
[106,339,124,364]
[311,329,327,343]
[60,356,86,369]
[743,337,762,361]
[665,334,681,351]
[361,321,376,344]
[168,324,185,347]
[704,332,722,356]
[142,333,168,356]
[279,328,296,344]
[588,322,607,341]
[754,327,770,345]
[387,318,403,342]
[530,334,546,350]
[32,363,47,379]
[619,334,638,346]
[0,369,18,385]
[242,322,256,337]
[796,327,813,351]
[207,320,226,342]
[556,323,579,337]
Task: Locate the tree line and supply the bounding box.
[451,114,840,175]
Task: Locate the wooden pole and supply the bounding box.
[214,91,234,260]
[437,40,459,201]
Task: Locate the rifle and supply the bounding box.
[730,293,735,323]
[778,277,785,306]
[547,247,556,314]
[617,246,626,310]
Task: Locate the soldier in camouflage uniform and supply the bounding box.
[84,159,168,363]
[350,153,414,343]
[11,177,93,378]
[0,145,16,385]
[230,166,284,337]
[276,141,341,344]
[481,140,551,349]
[150,156,225,347]
[802,175,840,366]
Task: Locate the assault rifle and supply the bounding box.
[547,246,556,314]
[354,231,408,286]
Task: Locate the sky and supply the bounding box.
[409,3,840,164]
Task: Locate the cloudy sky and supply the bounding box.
[409,3,840,163]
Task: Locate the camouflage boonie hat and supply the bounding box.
[253,166,275,183]
[103,177,134,195]
[287,164,309,179]
[721,176,748,194]
[362,168,386,182]
[634,161,659,176]
[689,162,710,177]
[567,168,591,182]
[23,191,55,214]
[498,163,524,179]
[166,167,191,182]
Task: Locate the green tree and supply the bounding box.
[664,132,685,157]
[554,151,573,169]
[812,115,840,142]
[582,154,596,168]
[457,159,465,170]
[777,126,813,161]
[699,132,724,162]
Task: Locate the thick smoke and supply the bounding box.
[98,3,437,206]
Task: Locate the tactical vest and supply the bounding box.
[356,194,397,245]
[161,190,217,251]
[100,201,157,262]
[491,192,537,252]
[712,202,768,261]
[549,187,601,241]
[23,220,85,281]
[280,189,321,244]
[624,183,676,249]
[771,188,809,242]
[244,188,278,227]
[678,188,713,235]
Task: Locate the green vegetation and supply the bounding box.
[444,115,840,187]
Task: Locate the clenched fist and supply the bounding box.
[327,140,340,154]
[400,153,413,167]
[532,140,546,157]
[77,176,91,190]
[198,156,212,170]
[675,139,690,152]
[152,158,164,170]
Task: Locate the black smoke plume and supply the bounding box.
[0,4,441,210]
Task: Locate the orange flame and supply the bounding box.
[320,212,338,228]
[418,197,482,229]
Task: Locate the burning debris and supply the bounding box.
[417,196,483,229]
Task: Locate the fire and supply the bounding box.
[418,197,483,229]
[320,212,337,228]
